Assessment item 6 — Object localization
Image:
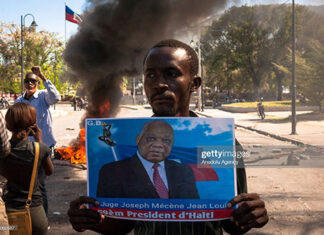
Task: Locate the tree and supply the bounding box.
[201,6,274,99]
[0,23,65,93]
[270,5,324,109]
[201,4,324,102]
[298,42,324,111]
[0,23,21,92]
[268,5,292,100]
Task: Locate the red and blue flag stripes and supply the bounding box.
[65,5,82,24]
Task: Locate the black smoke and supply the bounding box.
[64,0,235,119]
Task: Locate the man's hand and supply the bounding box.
[31,66,46,81]
[68,196,103,232]
[68,196,135,234]
[226,193,268,233]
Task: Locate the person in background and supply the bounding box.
[0,112,10,158]
[15,66,60,218]
[73,97,77,111]
[0,112,10,234]
[1,103,54,234]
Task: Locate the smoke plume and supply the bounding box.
[64,0,235,119]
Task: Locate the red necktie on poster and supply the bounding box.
[153,163,169,199]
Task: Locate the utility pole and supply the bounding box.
[21,14,38,94]
[197,39,202,111]
[21,16,24,94]
[291,0,297,134]
[132,77,136,105]
[192,31,203,112]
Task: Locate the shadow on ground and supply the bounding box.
[252,111,324,124]
[46,161,97,234]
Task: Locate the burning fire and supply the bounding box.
[56,101,111,164]
[99,101,110,116]
[56,128,86,164]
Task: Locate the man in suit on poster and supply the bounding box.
[96,120,199,199]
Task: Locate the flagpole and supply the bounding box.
[64,2,68,78]
[64,2,67,46]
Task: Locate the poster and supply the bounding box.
[86,117,237,221]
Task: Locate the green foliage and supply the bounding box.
[298,41,324,110]
[201,5,277,98]
[201,4,324,103]
[0,22,65,93]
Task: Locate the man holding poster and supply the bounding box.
[96,120,199,199]
[68,39,268,234]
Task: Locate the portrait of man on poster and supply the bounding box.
[96,120,199,199]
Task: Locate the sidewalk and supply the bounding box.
[197,108,324,147]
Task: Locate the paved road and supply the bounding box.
[199,107,324,146]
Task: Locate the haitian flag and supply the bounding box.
[65,5,82,24]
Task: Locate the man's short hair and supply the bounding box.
[25,72,38,80]
[144,39,199,76]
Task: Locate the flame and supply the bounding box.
[56,101,111,164]
[98,101,110,116]
[56,128,86,164]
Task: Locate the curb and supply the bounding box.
[219,105,318,113]
[120,105,139,110]
[196,111,323,150]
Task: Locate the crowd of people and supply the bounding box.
[0,40,268,235]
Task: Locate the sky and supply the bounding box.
[0,0,87,41]
[0,0,323,42]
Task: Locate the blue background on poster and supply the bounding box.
[86,118,236,201]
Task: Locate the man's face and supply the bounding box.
[24,74,39,95]
[144,47,194,117]
[137,122,174,163]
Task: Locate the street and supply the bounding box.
[11,103,324,234]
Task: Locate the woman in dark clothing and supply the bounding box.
[1,103,53,235]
